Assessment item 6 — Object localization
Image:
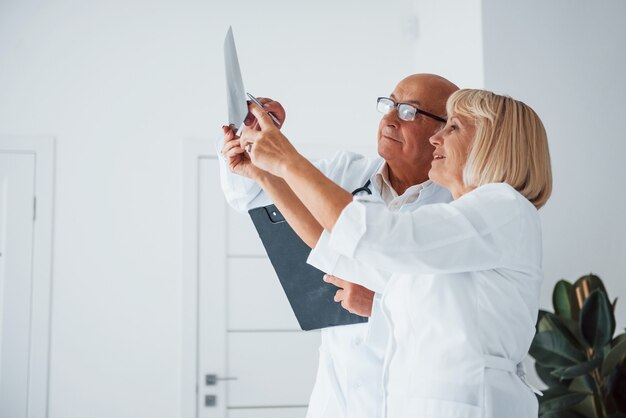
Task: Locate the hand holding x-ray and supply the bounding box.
[240,104,303,178]
[224,27,283,136]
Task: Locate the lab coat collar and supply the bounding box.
[367,161,452,208]
[415,181,453,206]
[373,162,433,207]
[369,178,452,210]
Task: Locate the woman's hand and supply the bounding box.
[221,97,286,180]
[240,104,305,178]
[242,103,353,235]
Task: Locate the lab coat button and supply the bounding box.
[354,379,362,389]
[353,337,363,346]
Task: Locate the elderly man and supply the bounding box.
[218,73,458,418]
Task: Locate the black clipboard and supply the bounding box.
[249,204,368,331]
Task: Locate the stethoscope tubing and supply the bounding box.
[351,179,372,196]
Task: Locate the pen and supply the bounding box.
[246,92,281,126]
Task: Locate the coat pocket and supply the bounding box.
[306,348,347,418]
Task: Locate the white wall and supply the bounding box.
[413,0,484,89]
[482,0,626,330]
[0,0,436,417]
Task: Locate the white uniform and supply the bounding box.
[218,147,451,418]
[308,182,542,418]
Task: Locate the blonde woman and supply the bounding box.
[241,89,552,418]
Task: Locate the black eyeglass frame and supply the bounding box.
[377,97,447,124]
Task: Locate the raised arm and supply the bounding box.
[241,104,353,232]
[254,171,323,248]
[239,104,384,316]
[221,98,325,248]
[242,105,539,276]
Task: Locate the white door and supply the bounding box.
[0,152,36,418]
[190,155,320,418]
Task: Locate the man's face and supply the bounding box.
[377,76,448,176]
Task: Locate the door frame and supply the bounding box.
[182,138,227,418]
[0,135,55,418]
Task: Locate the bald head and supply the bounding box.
[399,73,459,117]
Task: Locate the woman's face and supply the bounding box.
[428,113,477,198]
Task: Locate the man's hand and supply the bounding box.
[243,97,286,129]
[324,274,374,318]
[221,124,260,179]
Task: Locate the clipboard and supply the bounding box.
[249,204,369,331]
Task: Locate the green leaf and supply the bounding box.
[570,392,599,418]
[569,374,597,394]
[553,356,603,379]
[539,387,589,414]
[602,337,626,377]
[538,310,555,333]
[531,331,587,368]
[544,312,588,350]
[562,319,592,350]
[566,376,597,418]
[580,289,616,351]
[574,274,608,295]
[554,280,574,320]
[536,362,570,387]
[571,274,608,319]
[613,297,619,313]
[604,368,620,396]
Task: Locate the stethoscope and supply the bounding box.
[351,179,372,196]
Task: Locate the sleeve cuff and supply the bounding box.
[371,292,383,321]
[307,230,341,274]
[308,224,389,294]
[327,199,368,259]
[215,135,226,162]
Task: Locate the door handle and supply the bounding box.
[205,374,238,386]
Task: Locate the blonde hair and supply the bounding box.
[447,89,553,209]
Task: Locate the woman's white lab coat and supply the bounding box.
[308,183,542,418]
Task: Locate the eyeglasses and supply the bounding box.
[376,97,446,124]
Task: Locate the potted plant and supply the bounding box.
[530,274,626,417]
